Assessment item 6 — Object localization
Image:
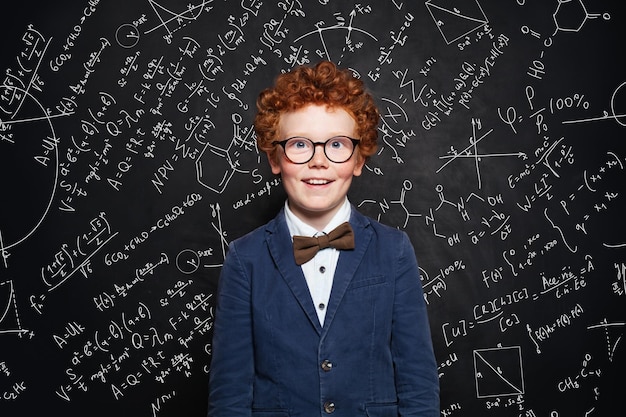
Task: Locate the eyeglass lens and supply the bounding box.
[283,136,357,163]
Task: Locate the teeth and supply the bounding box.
[306,179,329,185]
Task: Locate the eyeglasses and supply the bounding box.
[272,136,360,164]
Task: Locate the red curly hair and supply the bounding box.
[254,61,380,163]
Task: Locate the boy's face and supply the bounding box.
[269,104,365,229]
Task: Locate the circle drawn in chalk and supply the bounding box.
[0,85,59,251]
[610,81,626,127]
[115,24,140,48]
[176,249,200,274]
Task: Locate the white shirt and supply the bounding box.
[284,198,352,326]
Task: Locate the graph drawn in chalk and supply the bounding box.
[562,81,626,127]
[474,346,525,398]
[425,0,489,45]
[293,9,378,64]
[209,203,228,264]
[588,319,625,363]
[437,118,526,189]
[0,84,62,253]
[175,204,227,273]
[144,0,214,39]
[0,280,28,337]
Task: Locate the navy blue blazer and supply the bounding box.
[208,207,439,417]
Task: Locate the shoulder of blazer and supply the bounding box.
[225,209,289,255]
[225,211,282,254]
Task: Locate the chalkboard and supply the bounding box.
[1,1,624,416]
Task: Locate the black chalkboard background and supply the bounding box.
[1,1,624,416]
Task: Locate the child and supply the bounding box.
[208,60,439,416]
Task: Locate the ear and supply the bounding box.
[267,151,282,175]
[352,155,365,177]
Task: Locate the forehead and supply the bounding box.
[279,104,356,137]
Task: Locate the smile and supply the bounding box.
[304,179,331,185]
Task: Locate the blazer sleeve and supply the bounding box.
[392,232,440,416]
[208,241,254,417]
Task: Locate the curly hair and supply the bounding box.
[254,61,380,163]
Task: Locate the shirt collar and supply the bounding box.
[284,198,351,238]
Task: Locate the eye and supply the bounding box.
[329,136,350,149]
[286,137,311,151]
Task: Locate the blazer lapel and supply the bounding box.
[265,210,324,335]
[321,209,372,334]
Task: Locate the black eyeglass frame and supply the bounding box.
[272,136,360,164]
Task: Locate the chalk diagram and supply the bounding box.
[563,81,626,127]
[474,345,525,398]
[588,319,624,363]
[0,280,27,336]
[176,249,201,274]
[209,203,228,266]
[115,23,141,48]
[293,9,378,65]
[195,118,258,194]
[437,119,526,189]
[144,0,214,39]
[551,0,610,36]
[175,204,227,273]
[357,179,422,229]
[0,84,60,254]
[425,0,489,45]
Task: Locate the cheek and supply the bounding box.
[275,161,302,181]
[336,166,359,182]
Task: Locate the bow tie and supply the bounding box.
[292,222,355,265]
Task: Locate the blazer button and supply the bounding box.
[323,401,335,413]
[321,359,333,371]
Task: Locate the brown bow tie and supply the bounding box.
[292,222,355,265]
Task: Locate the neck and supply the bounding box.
[294,210,335,232]
[287,199,348,232]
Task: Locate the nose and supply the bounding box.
[308,143,329,167]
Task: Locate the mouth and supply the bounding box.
[303,178,332,185]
